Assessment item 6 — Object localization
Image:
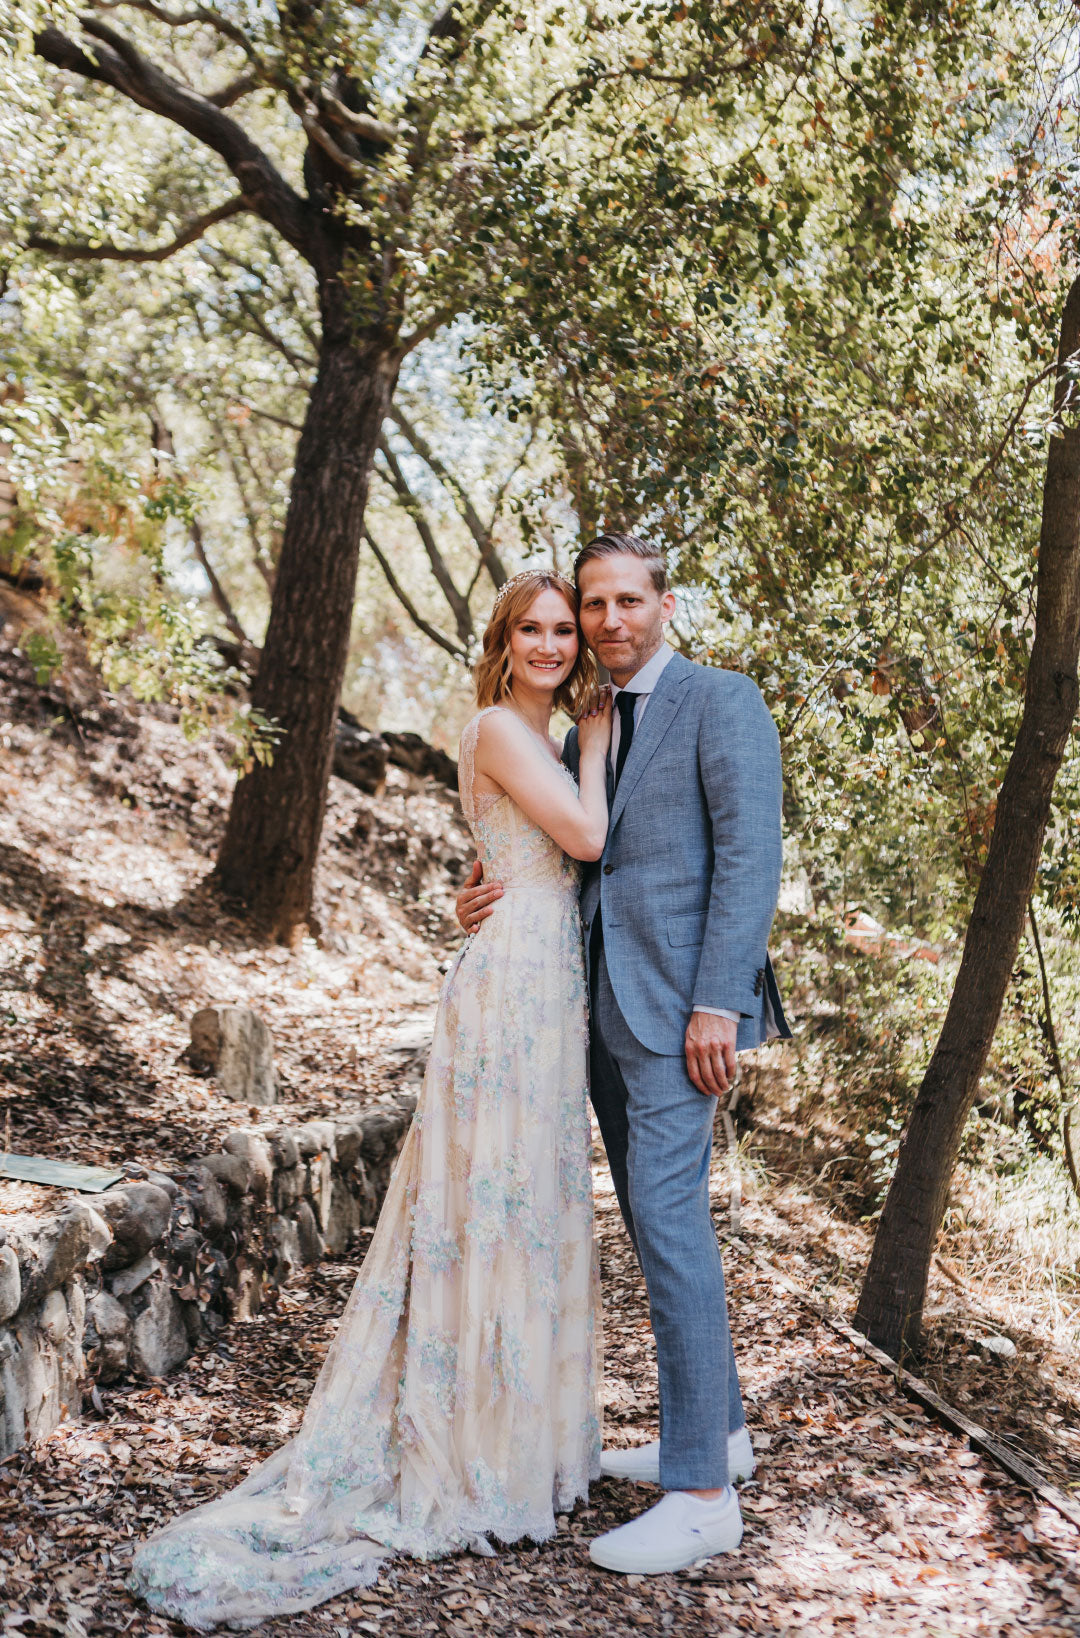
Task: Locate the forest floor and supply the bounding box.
[2,1154,1079,1638]
[2,591,1080,1633]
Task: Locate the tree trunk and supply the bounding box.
[214,328,398,939]
[854,276,1080,1360]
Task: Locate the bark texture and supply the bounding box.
[855,276,1080,1359]
[214,320,398,937]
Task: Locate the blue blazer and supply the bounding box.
[564,651,790,1056]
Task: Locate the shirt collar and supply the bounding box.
[612,641,674,698]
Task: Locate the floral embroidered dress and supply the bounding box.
[129,706,601,1630]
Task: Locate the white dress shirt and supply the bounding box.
[608,643,740,1025]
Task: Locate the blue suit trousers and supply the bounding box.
[590,941,745,1491]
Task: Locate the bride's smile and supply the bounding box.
[507,587,581,701]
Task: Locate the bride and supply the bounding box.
[130,570,613,1629]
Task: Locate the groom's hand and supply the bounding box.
[685,1011,738,1098]
[456,860,503,934]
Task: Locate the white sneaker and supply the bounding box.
[589,1488,743,1575]
[600,1425,755,1485]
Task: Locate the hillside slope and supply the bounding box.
[0,584,472,1217]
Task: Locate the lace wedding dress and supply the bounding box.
[129,707,601,1629]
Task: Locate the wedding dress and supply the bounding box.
[129,707,601,1629]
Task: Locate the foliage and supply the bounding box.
[1,2,1079,1172]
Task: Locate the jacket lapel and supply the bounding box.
[609,651,695,830]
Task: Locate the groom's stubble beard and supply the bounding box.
[587,616,666,687]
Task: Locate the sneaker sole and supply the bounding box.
[588,1521,744,1575]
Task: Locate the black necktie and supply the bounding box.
[614,690,640,789]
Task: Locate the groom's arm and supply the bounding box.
[562,723,580,777]
[693,672,783,1019]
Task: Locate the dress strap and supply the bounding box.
[458,707,503,825]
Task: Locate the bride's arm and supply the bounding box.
[475,703,611,861]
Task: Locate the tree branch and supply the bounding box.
[363,526,469,661]
[149,407,250,646]
[236,293,318,373]
[35,21,313,261]
[207,72,259,109]
[405,0,502,176]
[398,304,464,355]
[88,1,264,67]
[376,439,474,643]
[388,404,507,588]
[296,102,370,180]
[244,405,306,434]
[27,195,247,263]
[319,91,397,147]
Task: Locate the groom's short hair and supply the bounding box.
[574,533,669,594]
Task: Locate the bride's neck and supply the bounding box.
[505,682,553,739]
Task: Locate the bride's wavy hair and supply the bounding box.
[474,571,599,715]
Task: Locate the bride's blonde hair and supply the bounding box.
[474,571,598,715]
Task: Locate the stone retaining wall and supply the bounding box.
[0,1099,413,1458]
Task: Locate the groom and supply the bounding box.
[457,534,789,1573]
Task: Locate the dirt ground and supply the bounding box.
[2,1143,1079,1637]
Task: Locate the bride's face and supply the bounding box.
[508,587,580,695]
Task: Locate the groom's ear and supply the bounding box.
[660,589,677,622]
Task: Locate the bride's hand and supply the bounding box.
[576,689,612,761]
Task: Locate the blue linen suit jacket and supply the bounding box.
[563,651,790,1056]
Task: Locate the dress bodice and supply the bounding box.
[458,709,581,897]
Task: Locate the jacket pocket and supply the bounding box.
[667,911,706,947]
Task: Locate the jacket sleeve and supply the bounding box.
[562,724,580,778]
[692,674,783,1017]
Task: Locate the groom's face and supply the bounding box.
[577,555,677,687]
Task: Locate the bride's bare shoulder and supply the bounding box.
[474,707,533,757]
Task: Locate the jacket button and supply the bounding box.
[603,863,614,875]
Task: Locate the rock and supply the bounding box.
[273,1167,302,1211]
[84,1207,113,1263]
[187,1165,228,1236]
[333,1118,366,1171]
[0,1246,21,1323]
[307,1152,333,1233]
[129,1280,189,1378]
[190,1007,278,1105]
[109,1253,159,1298]
[325,1177,361,1255]
[381,727,458,789]
[269,1216,301,1284]
[978,1334,1017,1361]
[360,1110,411,1165]
[99,1184,173,1272]
[66,1280,85,1339]
[145,1171,179,1200]
[178,1299,205,1344]
[202,1152,250,1194]
[0,1318,78,1457]
[87,1291,130,1343]
[38,1289,68,1344]
[21,1203,96,1303]
[294,1121,336,1160]
[295,1200,323,1266]
[333,714,389,794]
[265,1130,298,1171]
[223,1131,273,1197]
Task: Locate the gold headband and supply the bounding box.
[489,569,575,621]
